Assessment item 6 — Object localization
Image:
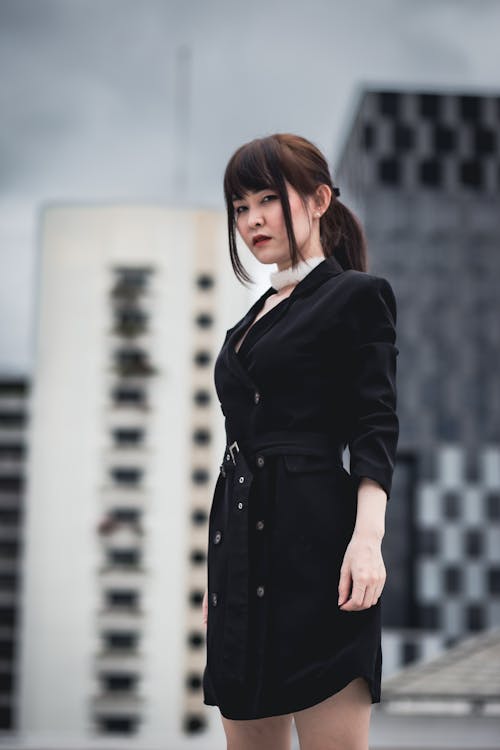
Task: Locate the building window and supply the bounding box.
[112,267,152,300]
[193,428,210,446]
[189,589,204,607]
[107,549,141,568]
[191,508,208,525]
[112,386,147,407]
[0,573,18,590]
[488,567,500,594]
[193,350,211,367]
[187,631,204,649]
[0,540,20,557]
[97,715,138,735]
[0,443,25,459]
[106,590,139,610]
[0,412,26,428]
[419,94,442,120]
[402,641,420,665]
[195,312,214,329]
[0,608,16,627]
[196,273,215,291]
[378,157,400,185]
[378,92,401,118]
[111,508,141,525]
[393,123,414,151]
[419,159,442,188]
[443,565,462,594]
[100,672,138,693]
[418,604,440,630]
[459,160,483,188]
[433,125,456,154]
[486,491,500,520]
[362,123,375,150]
[464,528,483,557]
[0,476,23,492]
[103,631,139,652]
[110,467,143,486]
[473,126,496,155]
[0,639,15,659]
[183,714,206,733]
[0,380,28,396]
[113,307,149,337]
[417,527,440,556]
[185,672,203,692]
[191,468,209,485]
[443,490,461,520]
[193,389,211,406]
[0,509,20,525]
[465,604,484,631]
[458,95,482,122]
[112,428,144,446]
[190,548,206,565]
[114,348,155,376]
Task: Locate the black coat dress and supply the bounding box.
[202,253,399,720]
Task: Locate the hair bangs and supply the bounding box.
[223,140,282,203]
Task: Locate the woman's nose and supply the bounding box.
[248,209,263,227]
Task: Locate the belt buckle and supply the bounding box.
[229,440,240,465]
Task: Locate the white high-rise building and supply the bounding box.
[17,205,250,748]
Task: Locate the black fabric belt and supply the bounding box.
[220,430,344,476]
[215,430,345,686]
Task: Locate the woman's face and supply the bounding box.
[232,181,320,270]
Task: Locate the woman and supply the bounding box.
[201,133,399,750]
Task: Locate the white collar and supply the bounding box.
[270,255,325,291]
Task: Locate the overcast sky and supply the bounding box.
[1,0,500,374]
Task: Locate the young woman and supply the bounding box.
[201,133,399,750]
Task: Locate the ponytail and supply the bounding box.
[320,197,367,272]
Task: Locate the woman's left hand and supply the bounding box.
[337,532,386,611]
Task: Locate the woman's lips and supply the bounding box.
[254,237,271,247]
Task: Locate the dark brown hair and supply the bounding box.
[223,133,367,285]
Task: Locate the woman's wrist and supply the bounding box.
[353,477,387,540]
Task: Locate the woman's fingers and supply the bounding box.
[337,564,352,606]
[339,574,385,610]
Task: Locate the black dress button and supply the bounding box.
[256,455,265,468]
[237,501,244,510]
[254,391,260,404]
[211,592,218,606]
[213,530,222,544]
[256,585,265,597]
[256,520,264,531]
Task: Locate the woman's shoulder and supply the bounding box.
[323,268,396,308]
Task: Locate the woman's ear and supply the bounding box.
[314,183,332,215]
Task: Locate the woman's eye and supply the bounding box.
[234,205,246,215]
[262,194,277,203]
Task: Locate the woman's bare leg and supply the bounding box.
[220,712,294,750]
[293,677,372,750]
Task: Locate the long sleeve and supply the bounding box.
[345,275,399,501]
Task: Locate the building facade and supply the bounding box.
[17,205,245,746]
[335,89,500,672]
[0,377,29,733]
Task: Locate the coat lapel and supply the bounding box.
[222,254,346,391]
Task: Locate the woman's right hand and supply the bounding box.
[202,588,208,626]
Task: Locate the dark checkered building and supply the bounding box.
[335,89,500,672]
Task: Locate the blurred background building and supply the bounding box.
[336,88,500,673]
[15,206,245,746]
[0,378,29,733]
